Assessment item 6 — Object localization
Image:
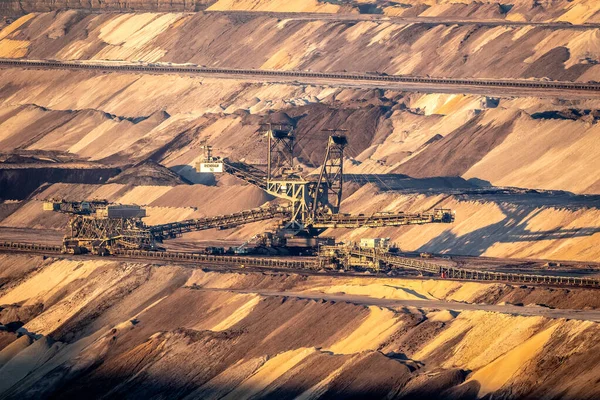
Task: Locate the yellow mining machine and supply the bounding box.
[43,199,154,255]
[44,116,453,255]
[197,114,454,246]
[44,199,288,255]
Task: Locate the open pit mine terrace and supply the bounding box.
[3,241,600,289]
[0,138,600,288]
[1,121,599,291]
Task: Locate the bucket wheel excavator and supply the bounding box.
[198,113,454,244]
[44,114,453,255]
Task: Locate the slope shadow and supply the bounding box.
[344,174,476,191]
[170,164,217,185]
[417,202,600,257]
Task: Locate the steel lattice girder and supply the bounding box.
[66,215,153,250]
[149,206,288,239]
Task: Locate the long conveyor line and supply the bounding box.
[346,248,600,288]
[312,210,453,228]
[0,241,62,253]
[2,241,600,288]
[2,59,600,92]
[112,248,318,269]
[0,241,317,269]
[148,206,287,239]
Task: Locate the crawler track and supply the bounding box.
[1,59,600,93]
[2,241,600,288]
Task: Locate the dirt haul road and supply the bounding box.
[228,289,600,322]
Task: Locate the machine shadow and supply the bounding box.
[417,202,600,257]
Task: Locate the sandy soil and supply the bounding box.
[1,11,600,81]
[1,67,600,194]
[3,179,599,263]
[3,1,600,24]
[1,5,599,399]
[1,256,600,399]
[332,187,600,262]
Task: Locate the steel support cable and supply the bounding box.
[345,143,397,193]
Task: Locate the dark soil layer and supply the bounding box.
[394,113,516,178]
[0,0,217,16]
[0,165,120,200]
[107,161,188,186]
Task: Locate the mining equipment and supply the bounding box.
[199,114,455,243]
[315,241,589,286]
[45,199,286,255]
[360,238,391,250]
[194,144,223,173]
[44,199,154,255]
[317,242,443,273]
[45,115,453,255]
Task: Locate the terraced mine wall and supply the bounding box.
[3,0,599,24]
[0,165,120,200]
[1,257,600,399]
[2,181,598,263]
[0,0,215,16]
[2,11,600,81]
[1,68,599,194]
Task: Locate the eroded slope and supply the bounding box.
[1,256,600,399]
[3,0,600,24]
[0,68,599,193]
[2,11,600,81]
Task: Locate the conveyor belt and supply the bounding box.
[2,59,600,92]
[0,241,62,253]
[222,160,268,190]
[345,248,600,287]
[113,249,318,269]
[148,206,287,239]
[312,209,453,228]
[0,241,316,269]
[2,240,599,288]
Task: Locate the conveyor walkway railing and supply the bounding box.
[0,241,316,269]
[342,247,600,287]
[2,59,600,92]
[113,248,318,269]
[2,240,600,287]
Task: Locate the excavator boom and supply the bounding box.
[312,209,454,229]
[149,206,288,240]
[223,160,268,190]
